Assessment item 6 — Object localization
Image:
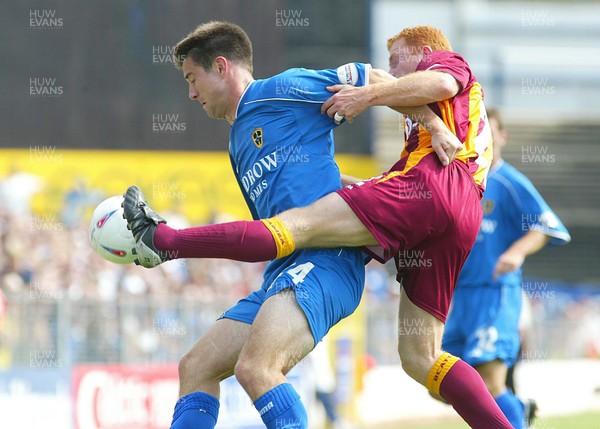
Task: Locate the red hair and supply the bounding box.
[387,25,452,52]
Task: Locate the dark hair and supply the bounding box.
[487,107,505,131]
[173,21,253,73]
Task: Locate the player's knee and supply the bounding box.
[398,344,419,380]
[399,354,421,382]
[178,349,200,380]
[178,347,217,385]
[475,360,508,397]
[234,356,264,390]
[398,343,436,384]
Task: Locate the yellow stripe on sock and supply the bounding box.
[425,352,460,395]
[261,217,296,259]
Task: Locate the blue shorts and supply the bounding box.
[219,248,366,345]
[442,285,521,367]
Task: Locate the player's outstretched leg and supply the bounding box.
[122,185,169,267]
[121,187,375,267]
[121,184,282,266]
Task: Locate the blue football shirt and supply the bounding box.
[457,160,570,288]
[229,63,370,218]
[228,63,371,280]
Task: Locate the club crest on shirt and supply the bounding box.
[482,199,495,215]
[252,128,263,148]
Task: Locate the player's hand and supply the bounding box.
[321,85,368,124]
[493,250,525,279]
[430,127,464,166]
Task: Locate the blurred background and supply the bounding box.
[1,1,599,428]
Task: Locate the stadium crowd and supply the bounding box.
[0,174,598,368]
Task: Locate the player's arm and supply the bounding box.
[366,69,460,107]
[402,105,463,166]
[327,68,463,165]
[321,69,460,121]
[368,67,396,84]
[372,68,464,165]
[492,230,551,279]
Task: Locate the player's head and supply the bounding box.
[487,107,507,165]
[173,21,253,121]
[173,21,253,72]
[386,26,452,77]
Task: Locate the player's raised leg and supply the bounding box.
[122,185,376,268]
[171,318,252,429]
[122,185,280,267]
[235,290,315,429]
[276,191,378,248]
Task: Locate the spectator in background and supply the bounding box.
[61,176,103,228]
[0,165,44,217]
[441,108,571,428]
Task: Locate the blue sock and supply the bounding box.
[253,383,308,429]
[170,391,219,429]
[495,390,525,429]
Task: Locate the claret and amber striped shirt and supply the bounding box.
[396,50,493,196]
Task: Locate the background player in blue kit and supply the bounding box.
[442,108,571,429]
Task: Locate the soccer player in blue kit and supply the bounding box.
[442,108,571,428]
[130,20,455,429]
[159,21,369,429]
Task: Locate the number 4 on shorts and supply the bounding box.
[287,262,315,285]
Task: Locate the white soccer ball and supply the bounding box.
[89,195,136,264]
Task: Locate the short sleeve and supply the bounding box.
[265,63,371,104]
[512,174,571,246]
[417,51,473,92]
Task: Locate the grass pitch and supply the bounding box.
[378,410,600,429]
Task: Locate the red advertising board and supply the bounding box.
[72,364,179,429]
[72,363,311,429]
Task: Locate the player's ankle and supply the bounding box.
[153,222,175,251]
